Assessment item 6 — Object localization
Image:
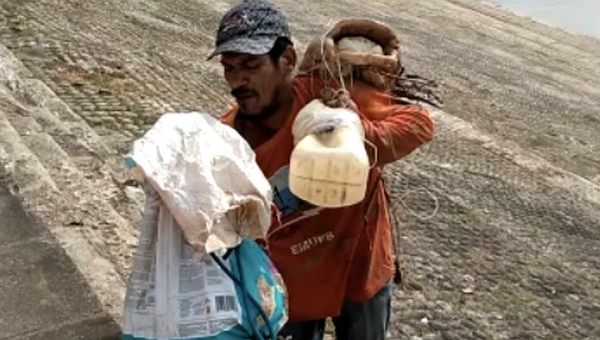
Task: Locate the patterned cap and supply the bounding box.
[208,0,291,60]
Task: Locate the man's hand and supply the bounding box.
[143,182,162,210]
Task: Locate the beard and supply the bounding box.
[237,101,278,121]
[236,88,281,122]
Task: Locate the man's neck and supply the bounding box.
[257,86,294,132]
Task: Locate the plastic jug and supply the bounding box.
[289,100,370,208]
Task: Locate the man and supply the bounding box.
[210,1,434,339]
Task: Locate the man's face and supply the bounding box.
[220,53,286,118]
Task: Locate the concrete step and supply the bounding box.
[0,182,121,340]
[0,42,141,330]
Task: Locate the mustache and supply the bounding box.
[231,86,258,99]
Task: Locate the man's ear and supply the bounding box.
[280,46,297,74]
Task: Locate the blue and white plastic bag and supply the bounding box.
[121,205,287,340]
[121,112,287,340]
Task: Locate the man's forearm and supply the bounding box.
[360,103,434,166]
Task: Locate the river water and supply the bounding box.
[489,0,600,38]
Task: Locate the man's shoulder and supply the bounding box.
[292,74,326,102]
[291,74,385,106]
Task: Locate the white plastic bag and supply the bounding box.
[291,99,364,146]
[126,112,273,253]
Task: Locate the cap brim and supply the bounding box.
[207,36,278,60]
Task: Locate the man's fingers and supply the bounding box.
[148,192,162,208]
[143,183,163,208]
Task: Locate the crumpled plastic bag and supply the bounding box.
[291,98,364,146]
[127,112,273,253]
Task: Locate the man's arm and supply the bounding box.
[349,82,434,166]
[294,75,434,166]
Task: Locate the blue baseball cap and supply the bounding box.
[208,0,292,60]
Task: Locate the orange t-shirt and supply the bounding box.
[220,75,434,321]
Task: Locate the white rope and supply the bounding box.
[364,138,379,169]
[394,188,440,221]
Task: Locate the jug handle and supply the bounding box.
[364,138,378,169]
